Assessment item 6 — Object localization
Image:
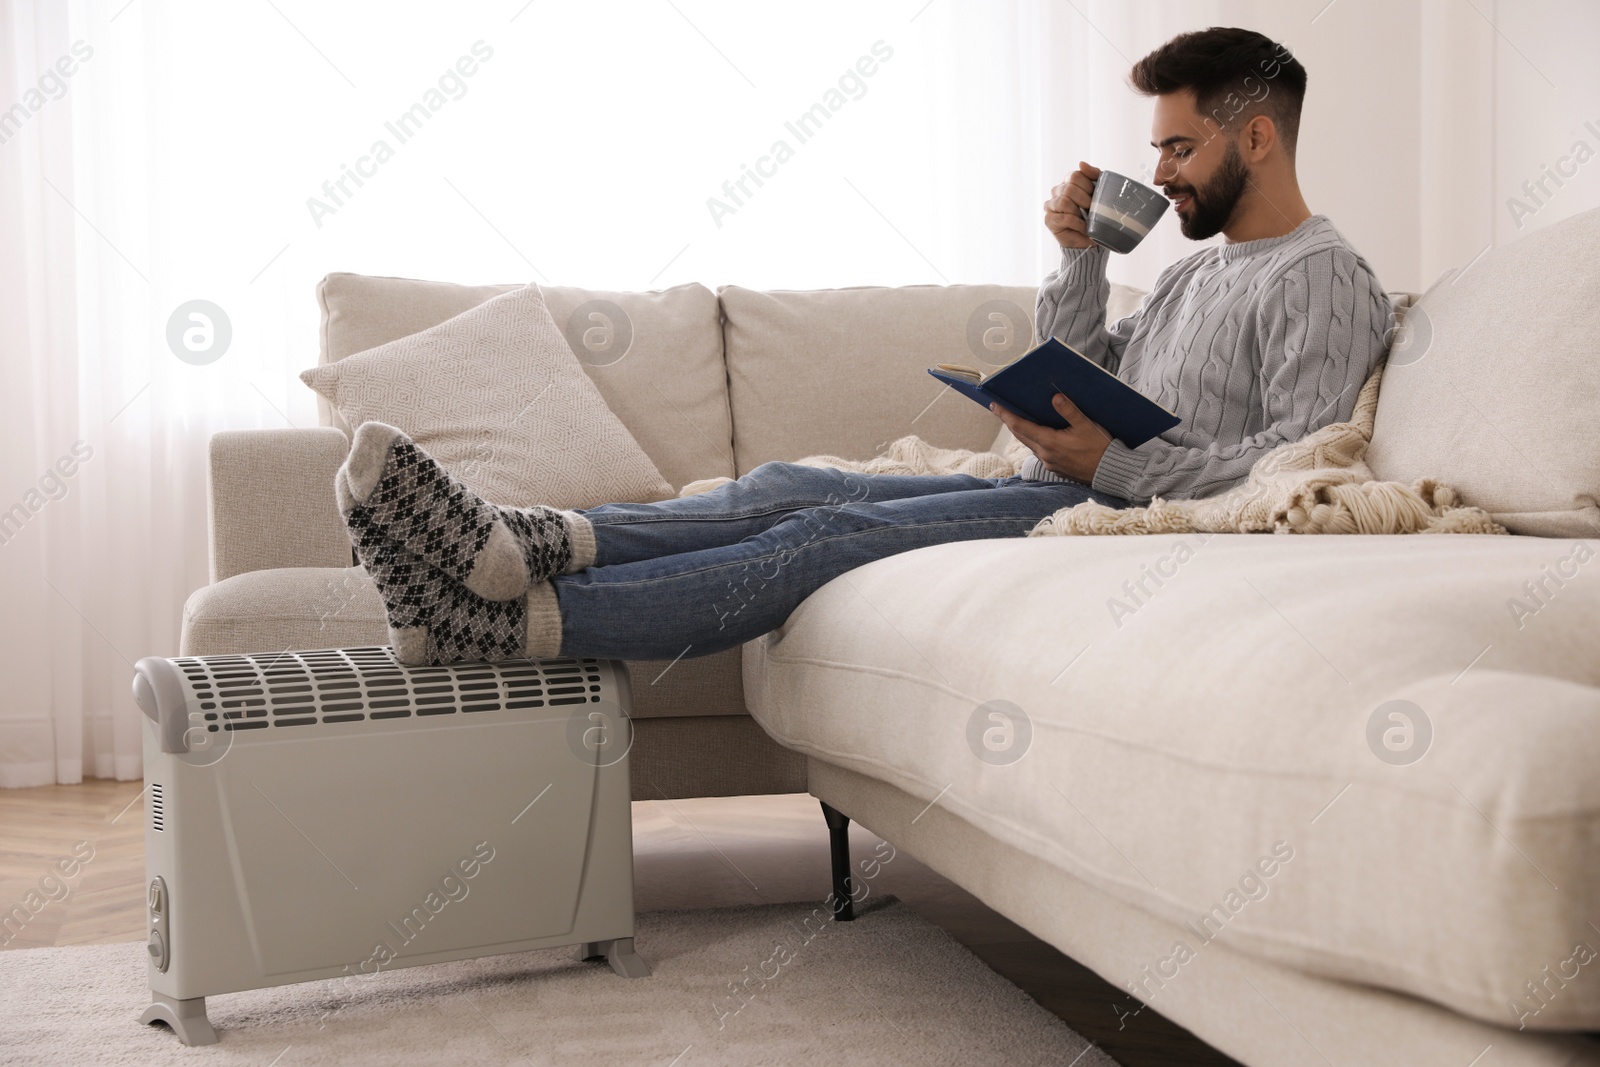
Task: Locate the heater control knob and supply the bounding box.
[146,877,170,972]
[147,928,168,971]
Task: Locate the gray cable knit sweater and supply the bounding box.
[1026,215,1391,502]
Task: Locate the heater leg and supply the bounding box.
[140,992,218,1046]
[820,800,855,922]
[606,937,651,978]
[575,937,651,978]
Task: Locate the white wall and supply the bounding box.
[1417,0,1600,288]
[1265,0,1425,292]
[1485,2,1600,239]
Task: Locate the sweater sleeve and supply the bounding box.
[1090,247,1389,503]
[1034,244,1137,372]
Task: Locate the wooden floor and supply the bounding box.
[0,779,1240,1066]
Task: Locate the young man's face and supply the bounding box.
[1150,90,1251,241]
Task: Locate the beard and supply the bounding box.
[1168,141,1250,240]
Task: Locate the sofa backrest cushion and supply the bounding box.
[317,274,734,490]
[1367,207,1600,537]
[719,282,1147,474]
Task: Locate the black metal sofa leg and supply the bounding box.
[820,800,855,921]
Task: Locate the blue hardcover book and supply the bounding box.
[928,337,1179,448]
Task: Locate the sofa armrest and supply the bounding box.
[208,428,352,583]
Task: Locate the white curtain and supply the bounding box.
[2,0,155,786]
[4,0,1596,787]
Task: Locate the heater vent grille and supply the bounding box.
[167,647,607,732]
[150,782,164,832]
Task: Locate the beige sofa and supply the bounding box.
[187,273,1099,799]
[185,207,1600,1066]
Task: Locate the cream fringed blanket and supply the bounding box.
[679,367,1506,537]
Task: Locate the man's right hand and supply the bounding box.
[1044,162,1102,249]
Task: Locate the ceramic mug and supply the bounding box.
[1085,171,1170,253]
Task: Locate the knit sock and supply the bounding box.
[503,504,595,576]
[337,422,585,601]
[344,502,532,665]
[406,581,531,666]
[343,504,435,633]
[381,568,547,668]
[411,582,565,666]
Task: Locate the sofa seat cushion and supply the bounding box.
[743,533,1600,1029]
[181,567,748,720]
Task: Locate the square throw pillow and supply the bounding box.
[315,273,734,491]
[1367,206,1600,536]
[300,284,673,509]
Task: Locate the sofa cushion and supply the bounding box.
[1367,207,1600,536]
[302,285,672,509]
[721,283,1140,474]
[180,566,748,720]
[743,533,1600,1028]
[317,274,734,492]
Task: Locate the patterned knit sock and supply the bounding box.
[345,502,533,665]
[413,581,564,666]
[342,500,449,645]
[499,504,596,580]
[412,583,532,666]
[337,422,585,600]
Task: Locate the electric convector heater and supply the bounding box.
[131,646,648,1047]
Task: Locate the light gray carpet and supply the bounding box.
[0,898,1118,1066]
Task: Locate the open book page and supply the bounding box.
[933,363,986,383]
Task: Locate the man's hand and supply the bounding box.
[1044,162,1102,250]
[991,393,1113,483]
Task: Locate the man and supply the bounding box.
[1007,26,1390,500]
[339,27,1391,667]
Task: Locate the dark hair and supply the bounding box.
[1130,27,1307,155]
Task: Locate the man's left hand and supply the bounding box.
[991,394,1113,483]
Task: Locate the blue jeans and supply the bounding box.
[551,462,1125,661]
